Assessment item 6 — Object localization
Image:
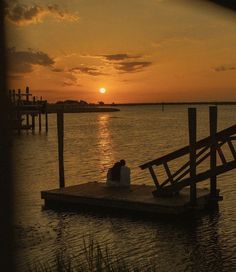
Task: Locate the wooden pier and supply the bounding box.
[9,86,48,133]
[41,182,216,215]
[41,107,235,217]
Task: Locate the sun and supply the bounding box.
[99,87,106,94]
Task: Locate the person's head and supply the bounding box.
[120,159,126,166]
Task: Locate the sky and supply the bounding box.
[5,0,236,103]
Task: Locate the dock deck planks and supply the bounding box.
[41,182,216,215]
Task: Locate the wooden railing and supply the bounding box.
[139,107,236,201]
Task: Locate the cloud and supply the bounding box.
[100,53,152,73]
[69,66,107,76]
[214,65,236,72]
[7,47,55,73]
[63,81,82,87]
[4,1,79,25]
[51,67,64,73]
[115,61,152,73]
[102,54,140,61]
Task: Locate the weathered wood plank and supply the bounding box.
[41,182,215,215]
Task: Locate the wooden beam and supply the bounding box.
[188,108,197,205]
[140,124,236,169]
[217,146,227,164]
[57,111,65,188]
[228,140,236,160]
[148,166,160,189]
[163,162,174,184]
[160,145,210,187]
[163,160,236,193]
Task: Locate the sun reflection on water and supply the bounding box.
[97,114,115,180]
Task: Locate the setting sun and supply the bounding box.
[99,87,106,94]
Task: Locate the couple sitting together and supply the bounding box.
[106,159,131,187]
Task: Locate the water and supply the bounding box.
[14,105,236,271]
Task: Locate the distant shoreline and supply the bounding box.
[46,105,120,113]
[46,101,236,113]
[103,101,236,106]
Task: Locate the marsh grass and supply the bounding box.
[27,237,157,272]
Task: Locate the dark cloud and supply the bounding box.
[101,53,152,73]
[51,67,64,73]
[4,1,79,25]
[102,54,140,61]
[63,80,82,87]
[69,66,107,76]
[214,65,236,72]
[115,61,152,73]
[7,47,55,73]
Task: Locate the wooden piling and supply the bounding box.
[57,111,65,188]
[188,108,197,205]
[17,110,21,135]
[45,111,48,132]
[12,89,16,104]
[162,103,164,112]
[31,114,35,131]
[38,113,42,132]
[26,86,30,128]
[17,89,21,103]
[210,106,217,197]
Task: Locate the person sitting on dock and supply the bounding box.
[106,161,122,186]
[120,159,131,187]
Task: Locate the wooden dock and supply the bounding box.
[41,182,220,215]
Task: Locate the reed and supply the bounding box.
[27,237,157,272]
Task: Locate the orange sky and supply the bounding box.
[5,0,236,103]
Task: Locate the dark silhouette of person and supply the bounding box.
[120,159,131,186]
[110,161,121,181]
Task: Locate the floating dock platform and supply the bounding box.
[41,182,221,215]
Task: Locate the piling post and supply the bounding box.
[17,89,21,104]
[8,90,12,101]
[57,111,65,188]
[45,111,48,132]
[17,110,21,135]
[31,114,35,131]
[38,112,42,132]
[162,103,164,112]
[188,108,197,205]
[26,86,30,128]
[209,106,217,198]
[12,89,16,104]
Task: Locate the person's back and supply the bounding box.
[106,162,121,187]
[119,159,131,187]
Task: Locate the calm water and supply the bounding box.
[14,105,236,271]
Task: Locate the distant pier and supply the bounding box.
[9,86,48,133]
